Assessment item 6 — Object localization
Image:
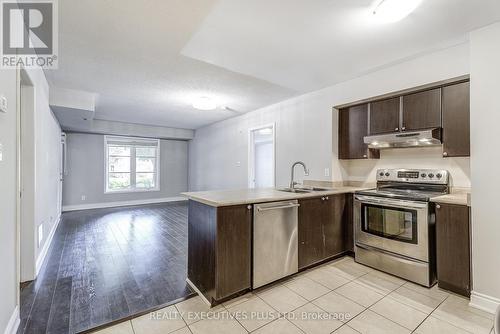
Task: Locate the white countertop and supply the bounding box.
[431,192,471,207]
[182,186,369,207]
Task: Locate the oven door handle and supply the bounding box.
[354,195,428,209]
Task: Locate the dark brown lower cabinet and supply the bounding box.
[435,203,471,297]
[298,194,347,269]
[343,194,354,253]
[187,200,252,304]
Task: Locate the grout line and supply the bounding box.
[410,294,453,334]
[280,281,332,304]
[334,323,362,334]
[129,320,137,334]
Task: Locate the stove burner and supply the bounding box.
[356,168,450,201]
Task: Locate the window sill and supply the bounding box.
[105,188,160,194]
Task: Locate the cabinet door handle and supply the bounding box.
[436,204,441,209]
[326,196,329,200]
[247,205,252,210]
[395,127,399,131]
[321,197,325,201]
[401,126,406,131]
[443,152,448,157]
[363,154,368,158]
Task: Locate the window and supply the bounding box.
[105,136,160,193]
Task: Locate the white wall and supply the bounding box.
[0,69,20,334]
[469,22,500,313]
[62,133,188,209]
[20,67,63,280]
[0,64,62,332]
[189,43,471,191]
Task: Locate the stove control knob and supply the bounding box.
[385,172,390,177]
[379,172,384,177]
[428,173,435,178]
[436,173,442,179]
[421,173,427,178]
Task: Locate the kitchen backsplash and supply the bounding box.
[337,146,471,188]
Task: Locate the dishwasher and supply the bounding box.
[253,200,299,288]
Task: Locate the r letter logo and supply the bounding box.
[1,0,58,68]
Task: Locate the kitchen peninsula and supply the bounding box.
[182,186,365,306]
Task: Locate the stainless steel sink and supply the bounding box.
[277,187,335,193]
[277,188,312,193]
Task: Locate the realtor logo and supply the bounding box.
[1,0,58,68]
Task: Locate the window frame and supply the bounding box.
[104,136,161,194]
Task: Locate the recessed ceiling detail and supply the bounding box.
[45,0,500,130]
[182,0,500,92]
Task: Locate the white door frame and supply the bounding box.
[248,123,276,188]
[18,69,37,283]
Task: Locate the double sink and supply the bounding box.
[277,186,335,193]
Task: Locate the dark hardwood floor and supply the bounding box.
[19,201,194,334]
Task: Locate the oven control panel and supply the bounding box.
[376,169,449,184]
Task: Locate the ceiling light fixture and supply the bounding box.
[192,96,217,110]
[372,0,422,23]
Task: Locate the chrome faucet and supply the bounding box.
[290,161,309,189]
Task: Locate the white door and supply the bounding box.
[249,125,275,188]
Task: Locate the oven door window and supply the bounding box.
[361,203,418,244]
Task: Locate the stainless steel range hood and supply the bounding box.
[364,128,442,149]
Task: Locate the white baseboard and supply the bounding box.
[62,196,187,212]
[3,306,20,334]
[35,214,61,276]
[470,290,500,314]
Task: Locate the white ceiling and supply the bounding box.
[46,0,500,130]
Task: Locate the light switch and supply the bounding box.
[0,95,7,113]
[324,168,330,177]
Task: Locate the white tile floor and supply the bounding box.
[93,256,495,334]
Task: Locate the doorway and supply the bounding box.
[248,124,275,188]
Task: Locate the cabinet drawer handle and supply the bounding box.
[326,196,329,200]
[321,197,325,201]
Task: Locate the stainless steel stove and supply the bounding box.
[354,168,450,287]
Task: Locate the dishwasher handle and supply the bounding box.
[256,203,300,212]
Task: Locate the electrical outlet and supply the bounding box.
[0,142,3,162]
[0,95,7,113]
[324,168,330,177]
[38,224,43,248]
[81,195,86,201]
[236,161,241,167]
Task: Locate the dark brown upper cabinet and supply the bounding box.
[442,82,470,157]
[339,104,380,160]
[369,97,401,135]
[402,88,442,131]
